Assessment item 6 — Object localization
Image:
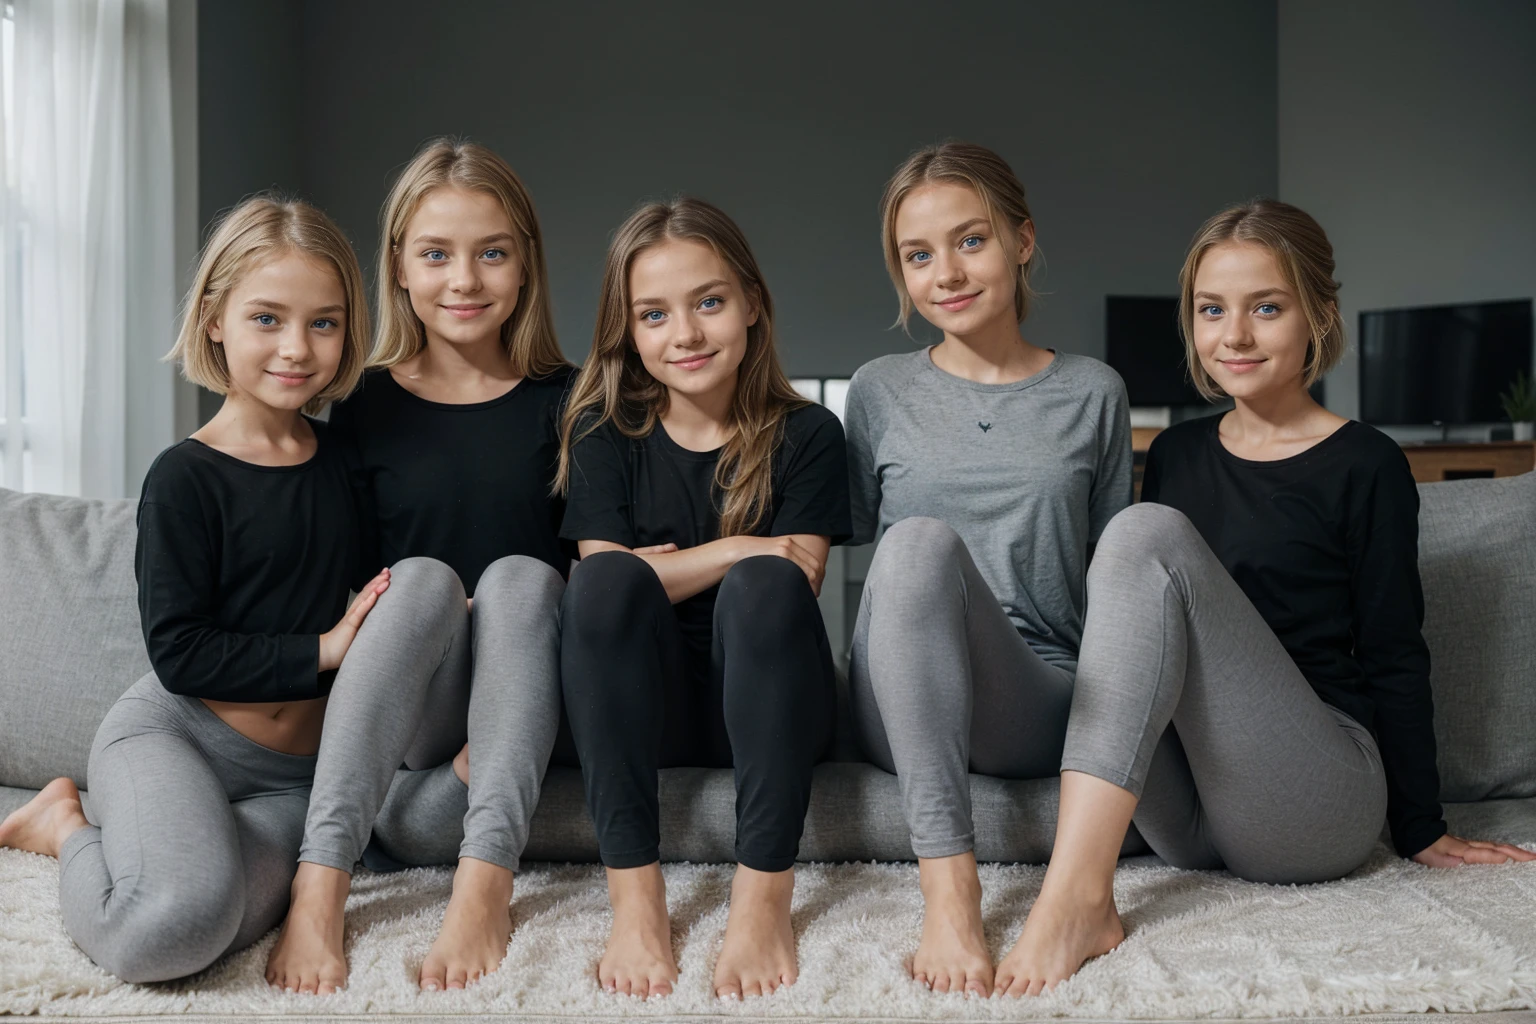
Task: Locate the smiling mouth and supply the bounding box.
[1220,358,1267,372]
[442,303,492,319]
[670,352,717,371]
[267,371,314,386]
[937,292,981,311]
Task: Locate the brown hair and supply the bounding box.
[168,194,369,415]
[556,197,807,537]
[880,141,1038,328]
[1178,199,1345,400]
[372,137,568,378]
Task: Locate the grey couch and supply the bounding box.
[3,473,1534,862]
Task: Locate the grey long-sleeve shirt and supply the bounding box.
[845,347,1133,668]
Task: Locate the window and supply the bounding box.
[0,2,26,491]
[788,378,852,423]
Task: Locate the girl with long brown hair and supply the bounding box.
[557,197,850,1000]
[266,139,576,994]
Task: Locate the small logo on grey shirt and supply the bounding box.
[979,422,992,432]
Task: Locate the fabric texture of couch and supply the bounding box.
[2,472,1533,862]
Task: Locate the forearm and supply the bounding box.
[632,538,743,604]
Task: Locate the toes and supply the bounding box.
[932,969,953,993]
[446,964,468,990]
[743,979,764,998]
[649,976,672,998]
[1026,976,1046,997]
[420,957,446,992]
[717,980,743,1000]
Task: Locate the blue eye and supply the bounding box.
[482,248,506,260]
[1257,302,1280,315]
[1201,304,1223,317]
[961,235,983,249]
[642,310,665,323]
[424,250,447,262]
[254,313,278,327]
[312,317,338,330]
[907,250,931,264]
[699,296,721,310]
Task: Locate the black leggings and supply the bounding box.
[559,551,836,872]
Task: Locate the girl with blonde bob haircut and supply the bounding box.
[842,141,1132,997]
[557,198,851,1001]
[1001,198,1532,997]
[269,139,577,995]
[1,194,390,984]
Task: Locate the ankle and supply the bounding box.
[454,857,513,901]
[606,864,667,915]
[1040,866,1116,909]
[730,864,794,907]
[919,853,983,903]
[290,862,352,911]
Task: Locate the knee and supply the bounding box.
[98,882,243,983]
[562,550,664,639]
[1091,503,1201,578]
[475,555,565,615]
[384,556,467,614]
[717,554,818,635]
[868,516,965,590]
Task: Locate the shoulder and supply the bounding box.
[783,401,842,440]
[1333,421,1415,487]
[329,367,393,420]
[1054,353,1128,404]
[528,363,579,398]
[139,440,215,512]
[1146,414,1217,460]
[850,350,927,398]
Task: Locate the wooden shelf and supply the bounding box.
[1400,442,1535,483]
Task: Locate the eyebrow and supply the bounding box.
[244,299,345,315]
[1193,287,1290,302]
[896,217,991,249]
[410,232,517,247]
[631,278,731,308]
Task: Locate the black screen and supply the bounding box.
[1359,299,1533,425]
[1105,296,1203,406]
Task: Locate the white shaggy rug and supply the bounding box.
[1,845,1533,1020]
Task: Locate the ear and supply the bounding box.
[745,287,761,328]
[394,247,409,291]
[205,302,224,345]
[1015,219,1037,266]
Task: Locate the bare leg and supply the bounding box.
[264,863,350,994]
[995,771,1131,996]
[713,865,797,999]
[598,864,676,998]
[912,852,993,995]
[0,778,89,858]
[418,745,515,991]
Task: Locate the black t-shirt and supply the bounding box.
[136,420,363,703]
[560,403,852,648]
[1142,414,1444,857]
[328,366,577,595]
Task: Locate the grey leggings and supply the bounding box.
[58,675,314,983]
[299,554,564,875]
[850,516,1076,859]
[1064,503,1388,883]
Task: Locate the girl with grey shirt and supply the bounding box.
[845,142,1132,997]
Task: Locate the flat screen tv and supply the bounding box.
[1105,296,1204,406]
[1359,299,1533,425]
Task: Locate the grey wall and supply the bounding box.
[1279,0,1536,425]
[197,0,1278,378]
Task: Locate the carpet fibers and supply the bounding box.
[1,845,1533,1019]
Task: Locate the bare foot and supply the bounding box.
[420,858,513,990]
[994,881,1124,997]
[266,863,351,994]
[598,864,677,998]
[912,853,993,995]
[0,778,89,858]
[713,865,797,999]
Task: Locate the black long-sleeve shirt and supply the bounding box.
[1142,414,1445,858]
[135,421,364,703]
[328,366,576,596]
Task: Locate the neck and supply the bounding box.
[660,373,737,448]
[1226,382,1321,441]
[417,327,515,381]
[933,311,1047,384]
[205,391,308,445]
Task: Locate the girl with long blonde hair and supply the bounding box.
[267,139,577,994]
[0,195,386,983]
[557,197,850,1000]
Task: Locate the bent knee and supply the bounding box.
[475,554,566,606]
[563,550,663,628]
[1093,503,1202,568]
[868,516,967,589]
[97,890,242,982]
[386,556,467,608]
[717,554,819,632]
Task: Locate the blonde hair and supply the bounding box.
[371,137,567,378]
[880,141,1038,329]
[556,197,807,537]
[1178,199,1345,401]
[168,194,369,415]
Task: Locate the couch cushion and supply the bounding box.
[0,489,147,790]
[1417,472,1536,801]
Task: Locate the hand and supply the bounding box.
[633,543,679,555]
[733,535,825,597]
[319,568,391,671]
[1412,832,1536,867]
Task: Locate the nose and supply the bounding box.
[449,257,481,295]
[932,249,965,289]
[276,324,314,364]
[675,311,707,348]
[1221,310,1254,351]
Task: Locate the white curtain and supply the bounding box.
[0,0,175,498]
